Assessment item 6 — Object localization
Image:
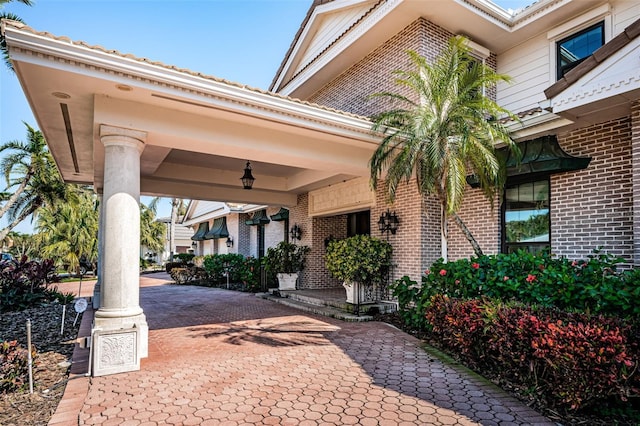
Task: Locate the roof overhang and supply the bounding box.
[544,18,640,128]
[271,0,606,98]
[1,20,382,207]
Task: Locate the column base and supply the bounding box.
[92,312,148,376]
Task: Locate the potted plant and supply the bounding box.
[324,235,392,304]
[264,241,310,290]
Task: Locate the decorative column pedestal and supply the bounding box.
[92,125,148,376]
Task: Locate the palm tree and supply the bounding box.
[35,186,97,273]
[369,36,519,261]
[140,201,165,256]
[0,145,68,241]
[0,122,47,221]
[0,0,33,71]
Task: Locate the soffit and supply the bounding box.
[2,21,380,207]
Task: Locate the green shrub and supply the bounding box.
[0,340,36,394]
[424,296,639,412]
[263,242,310,274]
[203,253,249,284]
[165,261,183,273]
[325,235,392,286]
[414,249,638,317]
[175,253,195,263]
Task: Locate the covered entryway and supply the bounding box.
[2,21,380,375]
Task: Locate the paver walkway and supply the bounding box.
[57,273,556,425]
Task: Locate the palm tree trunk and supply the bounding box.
[441,204,448,262]
[0,169,32,220]
[0,203,37,242]
[451,212,484,257]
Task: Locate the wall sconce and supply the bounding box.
[378,209,399,236]
[241,161,255,189]
[191,241,197,249]
[290,224,302,240]
[226,236,234,248]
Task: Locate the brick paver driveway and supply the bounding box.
[79,276,554,425]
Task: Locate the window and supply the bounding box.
[556,21,604,79]
[502,179,550,254]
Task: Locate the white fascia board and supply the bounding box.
[5,24,378,144]
[278,0,403,97]
[181,206,228,227]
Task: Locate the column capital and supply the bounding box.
[100,124,146,153]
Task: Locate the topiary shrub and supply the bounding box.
[325,235,392,287]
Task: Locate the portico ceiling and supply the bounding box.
[2,20,381,207]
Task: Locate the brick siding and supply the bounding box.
[633,102,640,265]
[308,18,497,117]
[448,190,500,260]
[553,117,633,262]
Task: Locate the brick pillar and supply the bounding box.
[632,102,640,266]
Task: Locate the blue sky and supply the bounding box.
[0,0,533,232]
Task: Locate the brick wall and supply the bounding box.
[372,180,436,283]
[553,117,633,262]
[448,189,500,260]
[237,213,251,257]
[633,102,640,265]
[308,18,453,117]
[308,18,497,117]
[264,207,286,250]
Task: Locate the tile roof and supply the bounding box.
[544,17,640,99]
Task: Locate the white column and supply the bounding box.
[92,125,148,376]
[92,193,103,309]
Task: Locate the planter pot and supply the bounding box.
[343,281,374,304]
[277,272,299,291]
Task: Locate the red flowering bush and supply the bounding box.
[424,296,640,412]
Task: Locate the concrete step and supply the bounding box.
[258,293,375,322]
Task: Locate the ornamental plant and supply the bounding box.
[263,242,310,274]
[408,249,639,318]
[325,235,392,286]
[424,296,640,412]
[0,340,36,394]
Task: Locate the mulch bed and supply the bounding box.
[1,303,82,426]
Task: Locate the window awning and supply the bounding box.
[467,135,591,187]
[204,217,229,239]
[269,208,289,221]
[245,209,270,226]
[191,222,209,241]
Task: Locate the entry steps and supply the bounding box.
[259,288,397,322]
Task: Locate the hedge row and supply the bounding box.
[424,295,639,411]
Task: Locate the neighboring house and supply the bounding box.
[139,217,191,264]
[4,0,640,374]
[182,200,292,258]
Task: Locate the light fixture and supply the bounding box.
[191,241,197,249]
[290,224,302,240]
[226,236,234,248]
[241,161,255,189]
[378,209,399,237]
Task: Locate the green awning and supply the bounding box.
[204,217,229,239]
[191,222,209,241]
[245,209,270,226]
[468,135,591,187]
[270,208,289,221]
